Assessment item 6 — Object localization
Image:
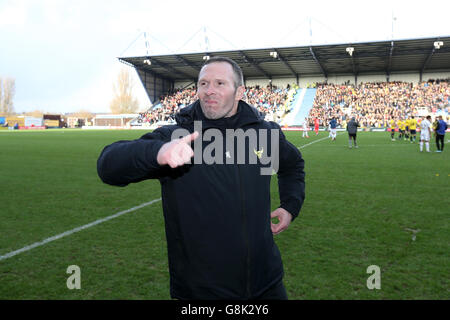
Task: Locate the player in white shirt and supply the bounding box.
[419,115,432,152]
[302,120,310,138]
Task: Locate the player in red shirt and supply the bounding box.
[314,118,319,135]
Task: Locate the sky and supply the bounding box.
[1,0,449,114]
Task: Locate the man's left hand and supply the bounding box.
[271,208,293,235]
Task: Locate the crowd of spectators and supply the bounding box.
[135,79,449,128]
[136,85,291,125]
[136,88,197,125]
[245,85,290,119]
[308,79,449,128]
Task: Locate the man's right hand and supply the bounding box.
[156,132,199,168]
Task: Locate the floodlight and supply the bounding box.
[346,47,354,56]
[434,41,443,49]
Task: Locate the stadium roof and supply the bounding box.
[119,36,450,101]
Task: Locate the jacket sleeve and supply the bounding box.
[97,126,173,187]
[273,123,306,221]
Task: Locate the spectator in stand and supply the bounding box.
[244,85,289,117]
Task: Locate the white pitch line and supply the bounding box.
[0,198,162,262]
[323,143,416,148]
[298,132,345,149]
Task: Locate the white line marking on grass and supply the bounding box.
[324,143,416,148]
[0,198,162,262]
[298,136,331,149]
[298,133,345,149]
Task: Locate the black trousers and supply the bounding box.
[348,133,357,144]
[436,134,445,151]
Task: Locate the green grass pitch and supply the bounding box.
[0,129,448,299]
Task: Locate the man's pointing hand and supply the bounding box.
[157,132,199,168]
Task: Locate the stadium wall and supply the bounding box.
[174,81,196,90]
[92,114,138,127]
[422,71,450,81]
[245,78,297,88]
[389,73,420,83]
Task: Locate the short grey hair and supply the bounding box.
[200,56,244,89]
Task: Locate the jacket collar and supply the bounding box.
[175,100,264,130]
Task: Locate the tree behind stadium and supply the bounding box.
[0,77,15,115]
[109,68,139,114]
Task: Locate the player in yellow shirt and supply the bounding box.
[405,118,410,141]
[408,116,418,143]
[389,118,397,141]
[397,118,406,140]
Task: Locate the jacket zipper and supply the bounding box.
[237,164,251,298]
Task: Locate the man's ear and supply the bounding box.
[235,85,245,100]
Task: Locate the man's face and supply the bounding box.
[197,62,244,119]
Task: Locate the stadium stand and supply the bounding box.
[133,85,293,126]
[119,36,450,131]
[129,79,449,130]
[308,79,449,129]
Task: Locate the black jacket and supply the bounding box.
[346,119,360,134]
[97,100,305,299]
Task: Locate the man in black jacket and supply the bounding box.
[97,56,305,300]
[347,116,360,149]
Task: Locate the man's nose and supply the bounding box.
[206,84,215,95]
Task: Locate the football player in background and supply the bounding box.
[408,116,418,143]
[389,117,397,141]
[419,115,432,152]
